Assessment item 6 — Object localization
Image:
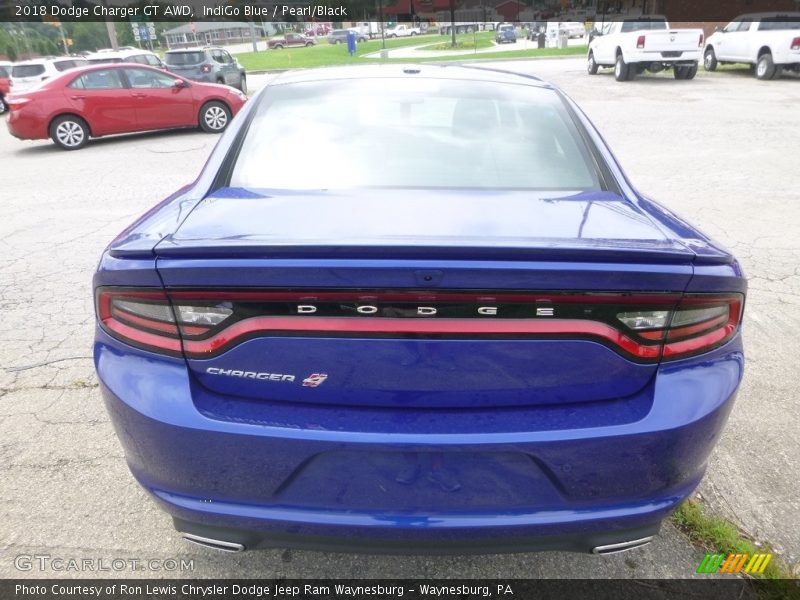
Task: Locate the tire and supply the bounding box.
[199,101,231,133]
[614,53,631,81]
[587,52,599,75]
[274,44,283,50]
[684,63,698,80]
[0,95,7,115]
[410,32,417,36]
[305,42,313,47]
[389,34,397,38]
[673,66,687,79]
[49,115,89,150]
[704,47,717,71]
[756,53,777,80]
[238,74,247,94]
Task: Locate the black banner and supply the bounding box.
[4,579,800,600]
[1,0,800,24]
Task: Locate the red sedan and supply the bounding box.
[6,64,247,150]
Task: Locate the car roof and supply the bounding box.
[165,48,210,53]
[269,64,551,89]
[86,49,156,60]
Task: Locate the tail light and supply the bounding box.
[637,35,646,49]
[699,33,705,47]
[7,96,31,109]
[617,294,743,359]
[201,64,212,73]
[96,288,744,362]
[791,37,800,50]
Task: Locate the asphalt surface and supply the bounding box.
[0,59,798,579]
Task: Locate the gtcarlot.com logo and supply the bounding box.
[14,554,194,572]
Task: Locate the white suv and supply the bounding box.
[11,57,89,92]
[85,49,165,69]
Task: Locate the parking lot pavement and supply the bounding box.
[0,60,798,579]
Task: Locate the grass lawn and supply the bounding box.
[236,33,586,71]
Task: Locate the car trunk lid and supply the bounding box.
[153,188,695,408]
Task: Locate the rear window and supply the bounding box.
[165,52,206,66]
[620,20,668,32]
[0,66,8,78]
[54,59,88,71]
[230,79,602,192]
[758,18,800,31]
[12,64,45,78]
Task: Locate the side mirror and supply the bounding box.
[715,26,723,33]
[173,78,187,88]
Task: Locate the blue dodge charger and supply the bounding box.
[94,65,745,554]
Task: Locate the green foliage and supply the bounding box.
[673,500,794,582]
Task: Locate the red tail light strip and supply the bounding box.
[103,318,182,353]
[180,316,662,360]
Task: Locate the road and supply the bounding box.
[0,59,798,579]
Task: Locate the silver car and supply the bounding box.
[164,48,247,93]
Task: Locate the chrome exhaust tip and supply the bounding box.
[592,536,654,555]
[182,532,246,553]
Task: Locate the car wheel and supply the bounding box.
[238,74,247,94]
[49,115,89,150]
[199,101,231,133]
[274,44,284,50]
[756,53,777,80]
[390,34,397,38]
[305,42,313,47]
[684,63,698,80]
[0,95,7,115]
[614,54,630,81]
[704,47,717,71]
[673,66,687,79]
[587,52,599,75]
[410,32,417,36]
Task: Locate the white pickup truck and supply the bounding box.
[385,24,421,38]
[588,17,704,81]
[703,13,800,80]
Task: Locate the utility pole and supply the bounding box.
[449,0,456,47]
[248,20,258,52]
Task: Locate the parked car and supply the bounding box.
[0,61,11,115]
[559,21,587,38]
[304,23,332,37]
[587,17,704,80]
[327,29,368,44]
[85,49,165,69]
[495,24,517,43]
[385,24,421,38]
[93,64,745,554]
[5,64,246,150]
[703,13,800,80]
[163,48,247,92]
[268,33,316,49]
[10,57,90,92]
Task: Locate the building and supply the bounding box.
[163,22,277,49]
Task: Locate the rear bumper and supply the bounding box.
[96,329,743,552]
[625,49,701,64]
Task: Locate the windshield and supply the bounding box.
[12,64,45,78]
[229,78,603,192]
[165,52,206,66]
